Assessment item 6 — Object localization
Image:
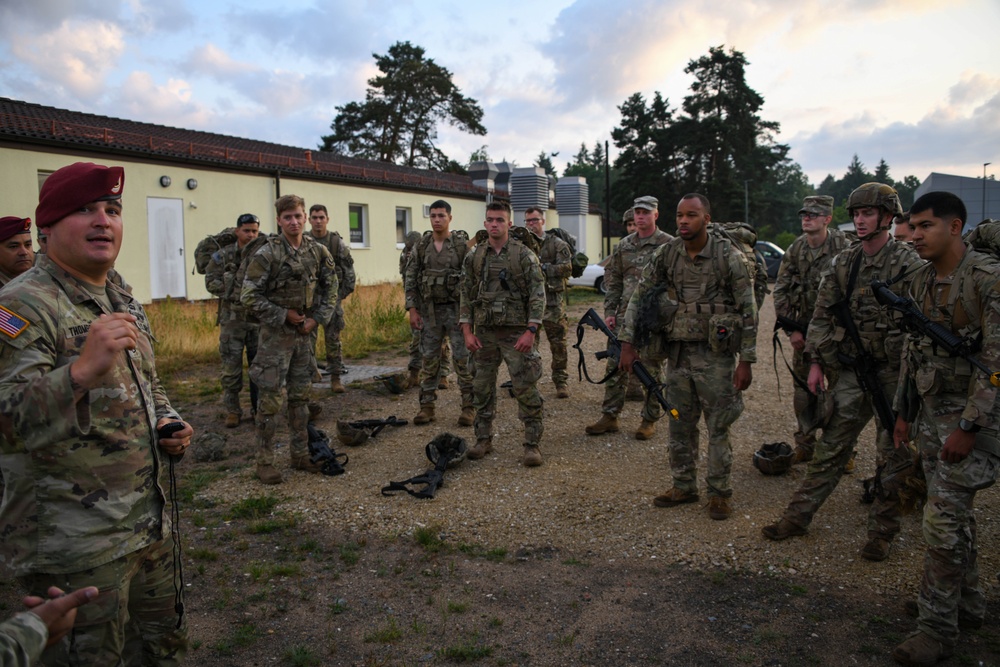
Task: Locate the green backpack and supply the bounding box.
[546,227,589,278]
[193,228,237,275]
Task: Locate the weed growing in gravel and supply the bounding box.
[488,617,503,628]
[248,516,297,534]
[187,547,219,562]
[328,599,348,615]
[484,548,506,562]
[228,495,281,520]
[561,557,589,567]
[446,601,468,614]
[363,619,403,643]
[414,525,445,552]
[178,471,222,504]
[436,638,493,662]
[339,542,361,566]
[271,563,301,578]
[789,584,808,595]
[213,622,259,655]
[284,645,321,667]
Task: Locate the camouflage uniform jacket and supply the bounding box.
[806,238,921,371]
[459,237,545,328]
[0,270,15,288]
[308,230,355,300]
[773,228,849,328]
[620,234,758,363]
[894,247,1000,434]
[404,231,468,310]
[0,611,47,667]
[0,255,180,575]
[240,235,338,331]
[539,232,572,303]
[205,241,251,322]
[604,229,674,322]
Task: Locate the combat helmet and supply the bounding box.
[847,182,903,241]
[753,442,794,475]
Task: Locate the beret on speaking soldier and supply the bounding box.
[35,162,125,228]
[0,216,31,243]
[799,195,834,217]
[633,195,658,211]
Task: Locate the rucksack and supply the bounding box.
[226,234,272,305]
[193,228,237,275]
[964,219,1000,257]
[710,222,769,310]
[546,228,589,278]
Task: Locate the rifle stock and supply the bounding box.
[577,308,679,419]
[774,314,808,335]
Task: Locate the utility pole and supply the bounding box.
[605,140,611,257]
[744,180,751,225]
[984,162,992,222]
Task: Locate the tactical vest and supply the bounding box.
[782,229,849,322]
[471,239,532,327]
[418,231,468,304]
[540,234,568,294]
[260,236,325,312]
[661,236,741,343]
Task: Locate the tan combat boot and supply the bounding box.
[860,536,890,562]
[330,376,346,394]
[708,496,731,521]
[414,404,436,425]
[892,632,953,667]
[635,419,656,440]
[585,414,619,435]
[653,487,699,507]
[408,367,420,388]
[292,456,323,473]
[457,406,475,427]
[522,445,543,467]
[791,444,813,464]
[761,518,807,541]
[555,385,570,399]
[225,412,240,428]
[438,375,449,390]
[256,464,283,485]
[844,453,856,474]
[467,438,493,460]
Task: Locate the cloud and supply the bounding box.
[114,71,206,125]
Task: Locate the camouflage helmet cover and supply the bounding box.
[425,432,468,468]
[753,442,794,475]
[847,182,903,217]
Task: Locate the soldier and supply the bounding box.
[307,204,356,393]
[894,211,913,243]
[0,216,34,286]
[620,193,757,520]
[585,195,674,439]
[523,207,573,398]
[205,213,261,427]
[890,192,1000,667]
[0,162,193,664]
[623,208,636,236]
[762,183,921,561]
[621,208,644,401]
[459,201,546,466]
[0,586,99,667]
[400,230,424,385]
[772,196,850,464]
[406,200,474,427]
[242,194,338,484]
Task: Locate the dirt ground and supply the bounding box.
[2,290,998,666]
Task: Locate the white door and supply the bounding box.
[146,197,186,299]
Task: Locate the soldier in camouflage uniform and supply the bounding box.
[206,212,261,427]
[401,230,425,384]
[460,201,547,466]
[0,216,34,287]
[890,192,1000,667]
[242,194,338,485]
[762,183,921,561]
[307,204,356,393]
[0,585,98,667]
[586,196,674,439]
[0,162,192,665]
[620,208,644,400]
[523,207,573,398]
[620,193,757,520]
[405,199,475,427]
[772,196,850,464]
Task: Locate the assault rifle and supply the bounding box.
[381,433,468,499]
[307,423,348,476]
[774,314,808,335]
[826,298,897,436]
[872,280,1000,387]
[574,308,679,419]
[346,416,408,438]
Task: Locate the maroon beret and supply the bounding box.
[0,217,31,243]
[35,162,125,228]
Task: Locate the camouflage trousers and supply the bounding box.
[601,338,668,422]
[251,325,315,465]
[313,303,346,376]
[471,326,543,446]
[666,342,743,498]
[790,347,826,449]
[418,303,472,406]
[781,368,903,539]
[219,316,259,414]
[541,299,569,388]
[19,536,187,666]
[409,328,452,374]
[912,391,999,646]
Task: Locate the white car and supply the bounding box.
[568,256,610,294]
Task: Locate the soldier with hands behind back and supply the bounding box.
[890,192,1000,667]
[0,162,192,665]
[307,204,355,393]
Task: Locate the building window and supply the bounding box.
[395,207,411,245]
[37,170,53,193]
[348,204,368,246]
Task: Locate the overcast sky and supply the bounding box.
[2,0,998,187]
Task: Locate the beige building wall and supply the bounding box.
[1,146,486,303]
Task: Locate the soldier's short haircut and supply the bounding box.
[276,194,306,216]
[910,191,967,225]
[486,201,511,215]
[309,204,328,215]
[524,207,545,217]
[429,199,452,213]
[680,193,711,215]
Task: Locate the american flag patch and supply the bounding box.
[0,305,29,338]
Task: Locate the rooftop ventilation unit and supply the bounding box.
[510,167,549,212]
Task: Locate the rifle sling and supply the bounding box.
[573,323,619,385]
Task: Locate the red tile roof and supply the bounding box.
[0,97,486,197]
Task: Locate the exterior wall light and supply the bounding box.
[186,178,198,190]
[159,175,172,187]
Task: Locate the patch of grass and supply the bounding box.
[213,622,259,655]
[484,548,506,563]
[710,570,728,585]
[248,515,297,534]
[298,538,320,553]
[187,547,219,562]
[339,542,361,566]
[177,471,222,503]
[284,645,321,667]
[436,641,493,662]
[561,557,589,567]
[363,619,402,643]
[329,598,348,615]
[488,617,503,628]
[446,601,468,614]
[247,561,268,582]
[229,495,281,520]
[752,628,781,645]
[414,525,446,552]
[789,584,808,596]
[271,563,301,578]
[558,630,578,646]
